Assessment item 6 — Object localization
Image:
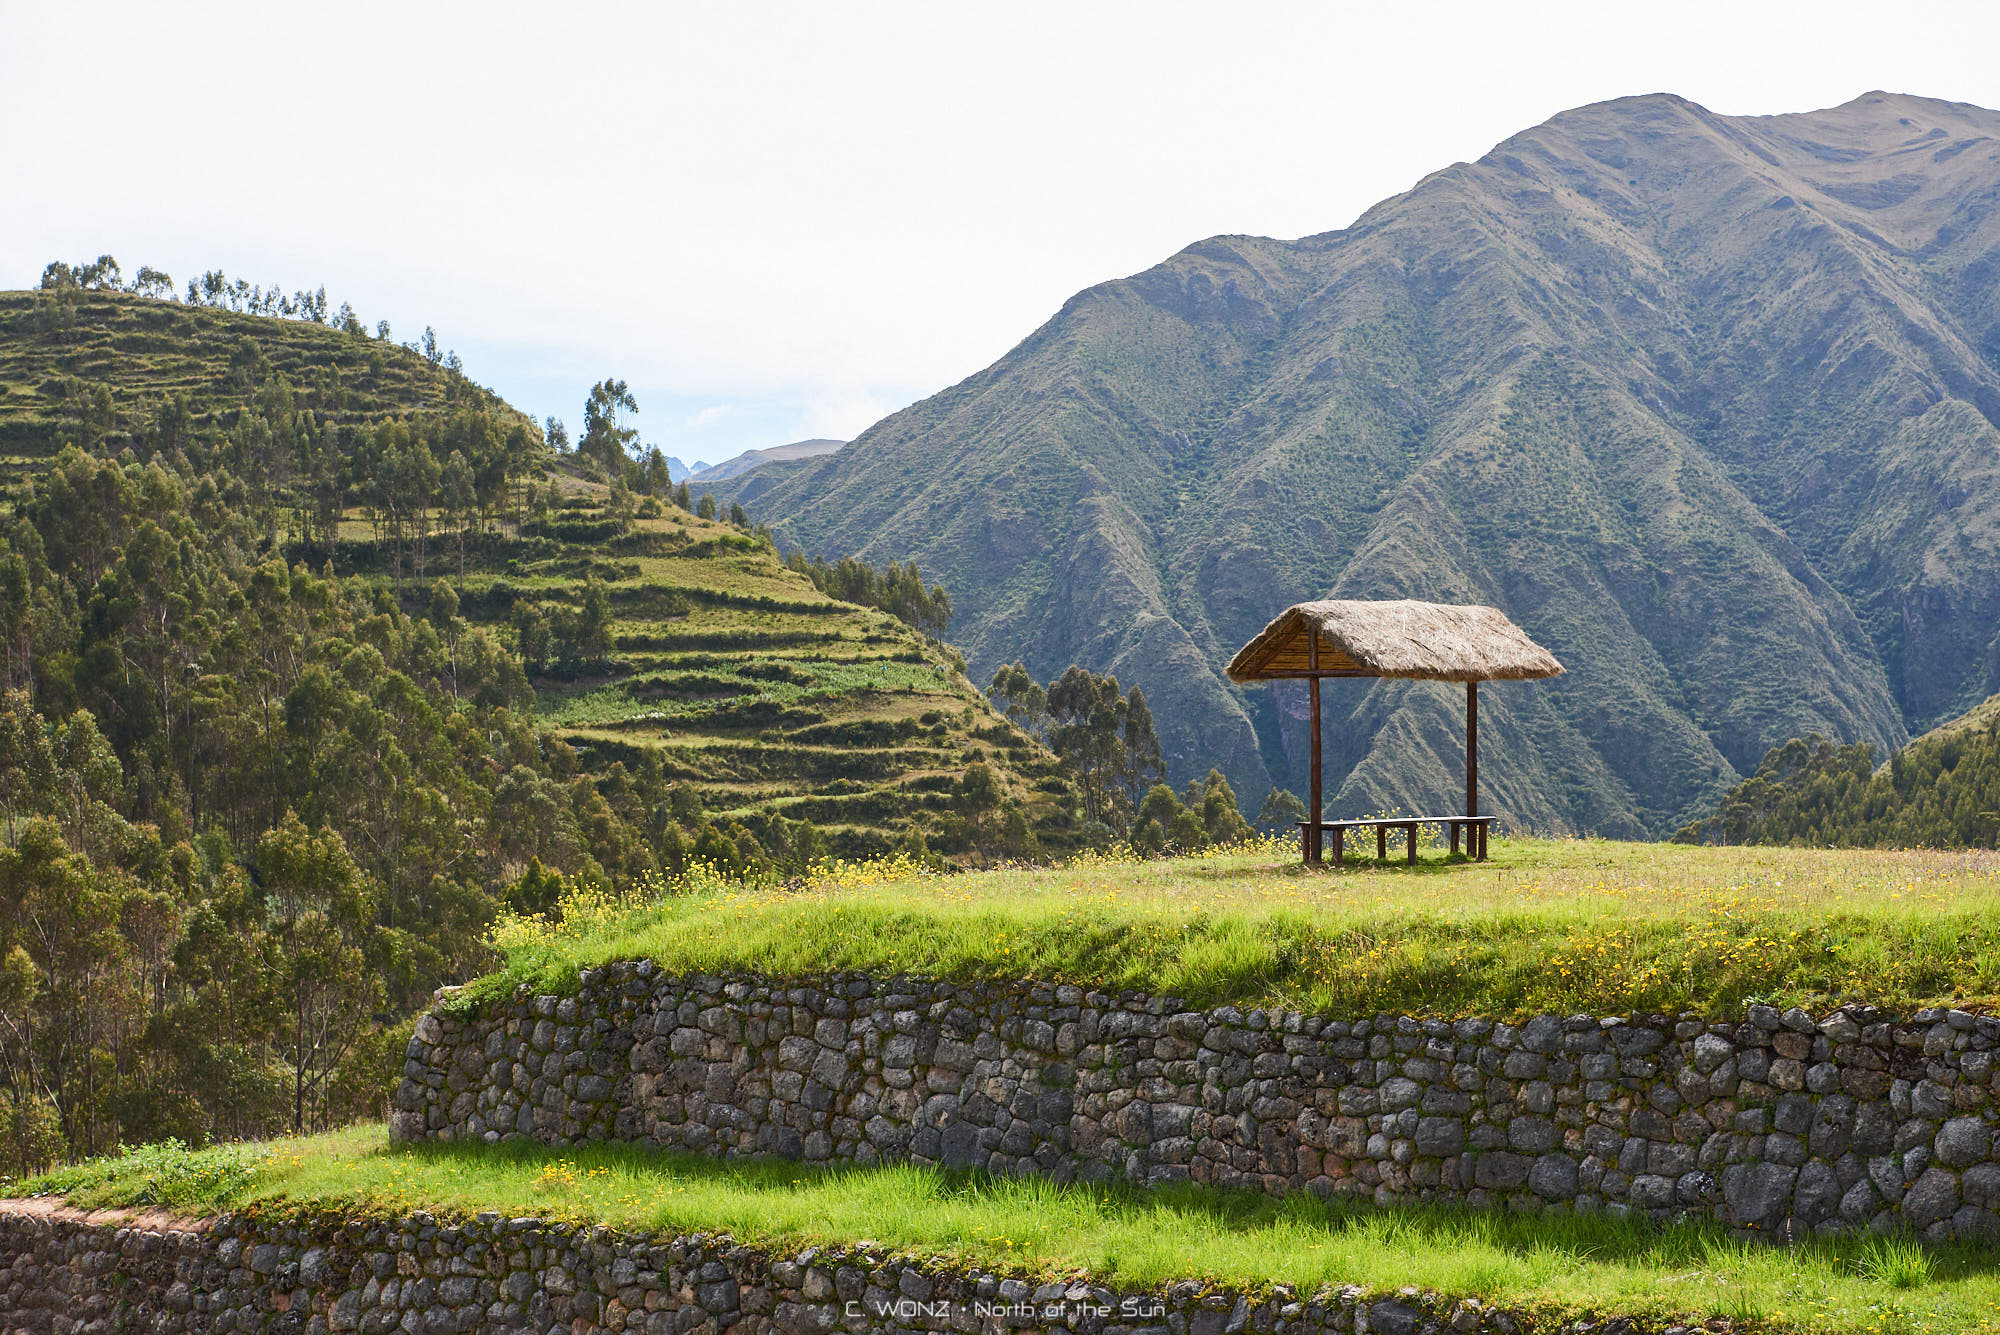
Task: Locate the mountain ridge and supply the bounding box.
[689,437,844,486]
[716,89,2000,837]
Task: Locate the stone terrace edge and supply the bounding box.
[395,963,2000,1244]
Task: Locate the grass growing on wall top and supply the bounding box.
[468,837,2000,1019]
[20,1128,2000,1335]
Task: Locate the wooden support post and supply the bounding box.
[1466,680,1478,820]
[1449,822,1460,856]
[1307,636,1322,867]
[1472,687,1488,867]
[1405,822,1417,864]
[1332,825,1343,863]
[1376,824,1387,861]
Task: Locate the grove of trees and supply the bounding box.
[987,662,1253,851]
[785,553,952,638]
[1674,723,2000,848]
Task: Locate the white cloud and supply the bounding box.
[801,387,903,445]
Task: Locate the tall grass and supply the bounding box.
[464,838,2000,1018]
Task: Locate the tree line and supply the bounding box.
[986,662,1283,852]
[347,406,542,589]
[0,447,839,1173]
[36,253,459,372]
[784,553,952,638]
[1673,719,2000,849]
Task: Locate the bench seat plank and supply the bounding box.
[1294,815,1492,862]
[1300,816,1493,827]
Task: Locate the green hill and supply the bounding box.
[0,284,1074,1155]
[1676,690,2000,848]
[1913,690,2000,746]
[0,287,514,484]
[401,483,1075,851]
[718,90,2000,837]
[0,287,1073,859]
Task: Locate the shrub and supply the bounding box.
[0,1092,66,1181]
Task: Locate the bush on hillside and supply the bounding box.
[1675,720,2000,848]
[1129,770,1253,855]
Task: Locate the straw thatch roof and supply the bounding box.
[1226,599,1564,683]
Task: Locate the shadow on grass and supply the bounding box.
[386,1136,2000,1284]
[1157,853,1495,884]
[1189,842,1518,880]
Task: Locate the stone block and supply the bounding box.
[1721,1162,1797,1227]
[1935,1117,1991,1168]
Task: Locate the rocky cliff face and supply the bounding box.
[719,91,2000,834]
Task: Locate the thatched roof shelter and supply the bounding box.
[1226,599,1562,864]
[1227,599,1563,683]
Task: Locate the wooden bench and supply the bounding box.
[1296,815,1494,864]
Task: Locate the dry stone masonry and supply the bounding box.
[0,1204,1663,1335]
[396,964,2000,1243]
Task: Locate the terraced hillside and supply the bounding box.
[0,287,1077,859]
[0,288,512,484]
[341,481,1077,853]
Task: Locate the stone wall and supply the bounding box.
[396,963,2000,1242]
[0,1204,1605,1335]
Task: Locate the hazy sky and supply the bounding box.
[7,1,2000,464]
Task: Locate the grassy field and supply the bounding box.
[21,1128,2000,1335]
[467,836,2000,1019]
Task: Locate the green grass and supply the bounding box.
[468,837,2000,1018]
[535,660,961,729]
[21,1128,2000,1334]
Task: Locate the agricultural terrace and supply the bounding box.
[335,482,1077,857]
[22,1128,2000,1335]
[464,836,2000,1020]
[0,289,1079,860]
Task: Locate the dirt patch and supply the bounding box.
[0,1195,208,1233]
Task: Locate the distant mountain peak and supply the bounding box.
[721,91,2000,837]
[689,438,844,486]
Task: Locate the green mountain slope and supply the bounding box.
[1675,690,2000,848]
[0,290,1077,860]
[1910,689,2000,746]
[0,288,511,482]
[424,486,1076,852]
[720,91,2000,837]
